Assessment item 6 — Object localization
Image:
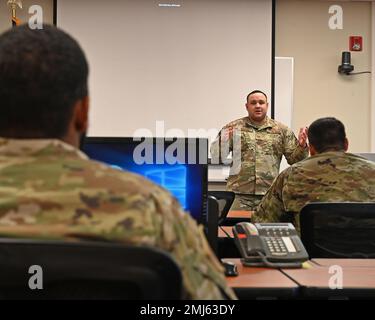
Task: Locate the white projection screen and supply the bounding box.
[57,0,272,139]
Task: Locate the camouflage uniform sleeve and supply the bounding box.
[210,126,233,164]
[152,190,237,300]
[253,168,290,223]
[282,127,308,165]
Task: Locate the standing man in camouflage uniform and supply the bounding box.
[0,25,236,300]
[255,117,375,231]
[210,90,308,211]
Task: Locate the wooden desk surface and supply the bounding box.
[227,210,253,219]
[311,259,375,268]
[282,267,375,289]
[218,226,233,238]
[223,259,375,298]
[218,211,252,238]
[223,259,298,289]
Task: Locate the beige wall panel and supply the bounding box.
[276,0,372,152]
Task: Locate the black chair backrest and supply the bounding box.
[208,191,235,225]
[0,239,183,300]
[206,195,219,255]
[300,202,375,259]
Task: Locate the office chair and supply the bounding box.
[208,191,236,226]
[208,192,243,258]
[206,195,220,255]
[0,238,183,300]
[300,202,375,259]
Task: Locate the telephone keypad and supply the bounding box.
[265,237,288,256]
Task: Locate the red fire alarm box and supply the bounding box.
[350,36,362,51]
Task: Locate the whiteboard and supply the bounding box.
[275,57,294,172]
[57,0,272,140]
[274,57,294,130]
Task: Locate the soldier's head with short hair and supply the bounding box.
[0,24,89,147]
[245,90,269,124]
[307,117,348,155]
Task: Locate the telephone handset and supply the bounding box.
[232,222,309,268]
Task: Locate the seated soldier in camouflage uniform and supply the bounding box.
[255,117,375,231]
[0,25,236,300]
[210,90,308,211]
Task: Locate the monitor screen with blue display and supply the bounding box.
[81,137,208,224]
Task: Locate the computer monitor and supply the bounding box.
[81,137,208,225]
[355,153,375,163]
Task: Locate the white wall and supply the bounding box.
[372,2,375,152]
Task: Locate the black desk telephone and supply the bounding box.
[233,222,309,268]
